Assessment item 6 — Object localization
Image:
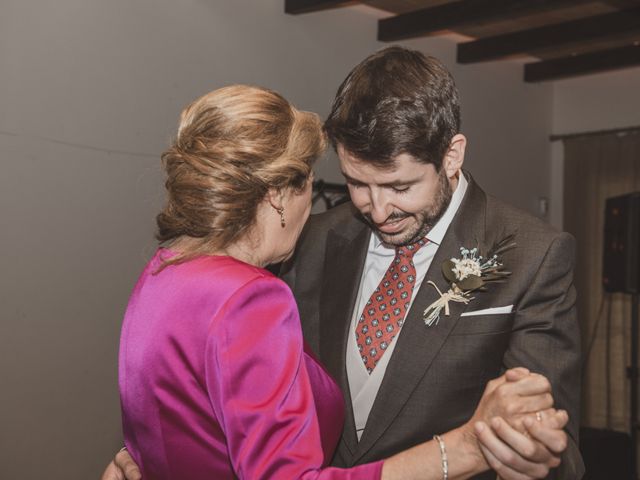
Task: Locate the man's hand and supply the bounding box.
[459,367,559,476]
[467,368,554,434]
[469,368,569,479]
[100,449,141,480]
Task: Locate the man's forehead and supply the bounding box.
[338,148,433,177]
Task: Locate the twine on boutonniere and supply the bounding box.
[423,234,516,326]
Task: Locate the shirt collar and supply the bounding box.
[372,171,468,250]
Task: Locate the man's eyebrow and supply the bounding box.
[341,171,421,187]
[378,179,420,188]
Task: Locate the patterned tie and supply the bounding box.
[355,238,428,374]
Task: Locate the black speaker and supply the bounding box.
[602,192,640,293]
[580,427,633,479]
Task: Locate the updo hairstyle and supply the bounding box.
[156,85,326,265]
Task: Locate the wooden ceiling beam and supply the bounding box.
[458,7,640,63]
[377,0,592,42]
[524,44,640,82]
[285,0,357,14]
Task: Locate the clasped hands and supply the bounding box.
[464,367,568,480]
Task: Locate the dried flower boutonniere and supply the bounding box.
[423,234,516,326]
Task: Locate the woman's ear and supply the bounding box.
[266,188,285,211]
[442,134,466,179]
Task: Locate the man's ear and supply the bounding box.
[442,134,466,179]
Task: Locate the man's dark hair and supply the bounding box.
[324,46,461,170]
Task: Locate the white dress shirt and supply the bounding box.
[346,173,468,440]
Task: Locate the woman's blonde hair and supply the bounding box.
[156,85,326,265]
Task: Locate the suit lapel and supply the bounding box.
[319,212,370,456]
[354,174,488,461]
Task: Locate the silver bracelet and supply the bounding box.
[433,434,448,480]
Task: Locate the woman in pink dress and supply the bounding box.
[107,85,566,480]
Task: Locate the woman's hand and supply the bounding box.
[475,408,568,480]
[458,368,556,473]
[461,368,569,479]
[100,449,141,480]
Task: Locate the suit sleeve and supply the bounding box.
[504,232,584,479]
[205,276,383,480]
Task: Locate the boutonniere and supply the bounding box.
[423,234,516,326]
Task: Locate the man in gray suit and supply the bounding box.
[107,47,582,479]
[281,47,583,479]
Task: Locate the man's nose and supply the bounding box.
[369,191,392,224]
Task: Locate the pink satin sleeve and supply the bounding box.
[205,276,383,479]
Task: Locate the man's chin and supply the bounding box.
[376,229,418,247]
[364,215,426,246]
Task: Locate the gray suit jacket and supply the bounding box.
[281,174,584,479]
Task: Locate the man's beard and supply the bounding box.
[365,170,453,246]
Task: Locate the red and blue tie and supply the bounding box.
[355,238,428,374]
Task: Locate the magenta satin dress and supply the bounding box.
[119,249,383,479]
